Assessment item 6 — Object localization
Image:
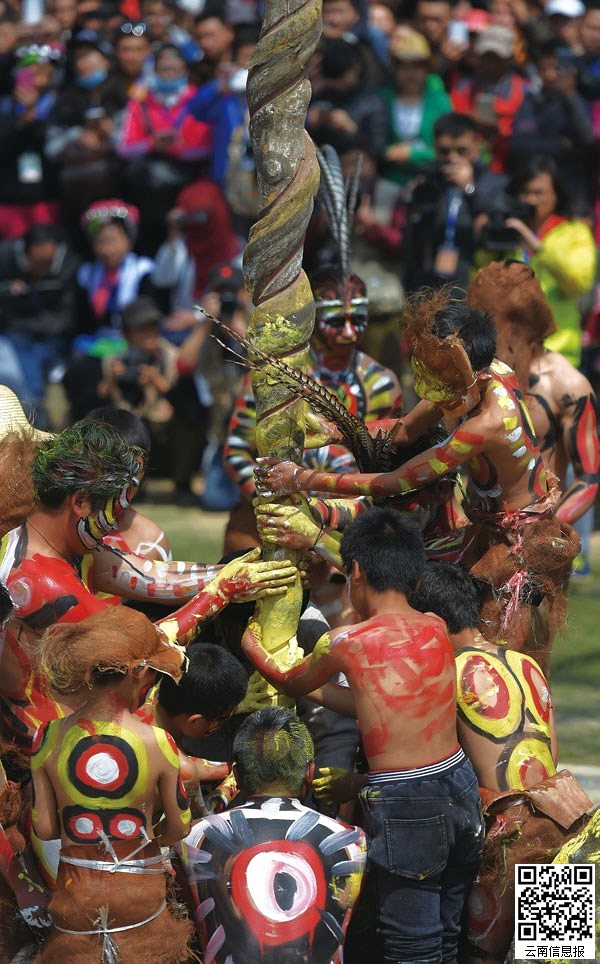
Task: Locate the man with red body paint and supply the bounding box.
[242,508,484,964]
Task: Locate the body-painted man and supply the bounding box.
[309,561,592,963]
[31,607,195,963]
[257,292,579,648]
[468,260,600,530]
[241,509,484,964]
[86,407,172,564]
[178,707,366,964]
[410,564,592,964]
[222,147,402,556]
[0,418,296,754]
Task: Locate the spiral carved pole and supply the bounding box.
[242,0,322,703]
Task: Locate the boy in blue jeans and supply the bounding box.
[242,507,484,962]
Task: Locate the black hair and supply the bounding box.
[340,507,425,594]
[409,562,480,634]
[158,643,248,719]
[233,23,260,56]
[85,407,152,458]
[320,36,361,78]
[433,301,496,370]
[23,224,63,251]
[0,582,14,626]
[233,707,314,796]
[323,0,360,7]
[155,42,186,66]
[120,296,162,332]
[507,154,572,218]
[434,112,478,140]
[195,3,230,26]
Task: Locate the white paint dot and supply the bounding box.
[85,751,120,785]
[116,819,137,836]
[75,817,94,835]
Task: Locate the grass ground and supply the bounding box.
[142,496,600,766]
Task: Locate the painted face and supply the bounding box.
[411,356,481,416]
[77,477,140,551]
[313,273,368,354]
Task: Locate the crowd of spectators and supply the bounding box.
[0,0,599,505]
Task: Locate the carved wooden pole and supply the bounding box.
[243,0,322,700]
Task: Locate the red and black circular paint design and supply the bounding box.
[67,735,139,799]
[230,839,327,947]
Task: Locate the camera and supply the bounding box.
[118,346,153,385]
[479,197,536,251]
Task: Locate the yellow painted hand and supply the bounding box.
[217,547,298,602]
[304,409,343,449]
[254,495,321,550]
[313,767,364,806]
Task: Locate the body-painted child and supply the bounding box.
[31,607,195,963]
[257,291,579,646]
[241,508,484,964]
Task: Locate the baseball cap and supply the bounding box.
[391,28,431,62]
[545,0,585,17]
[474,24,516,58]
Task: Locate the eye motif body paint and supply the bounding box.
[454,641,555,791]
[180,795,367,963]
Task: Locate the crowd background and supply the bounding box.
[0,0,599,509]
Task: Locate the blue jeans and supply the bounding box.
[360,755,484,964]
[5,332,66,414]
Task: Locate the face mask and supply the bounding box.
[153,75,187,95]
[76,68,108,89]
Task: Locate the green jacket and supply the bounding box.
[379,74,451,185]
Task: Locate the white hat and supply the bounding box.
[545,0,585,18]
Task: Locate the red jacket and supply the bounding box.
[451,72,526,173]
[118,85,212,162]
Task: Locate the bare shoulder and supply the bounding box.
[126,510,170,557]
[547,351,593,402]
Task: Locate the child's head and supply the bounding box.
[406,289,496,416]
[409,562,480,638]
[433,302,496,373]
[82,200,139,270]
[37,607,186,699]
[157,643,248,739]
[233,707,314,797]
[340,507,425,616]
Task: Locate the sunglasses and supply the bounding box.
[120,21,147,36]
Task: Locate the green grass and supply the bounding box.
[143,497,600,766]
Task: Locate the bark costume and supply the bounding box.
[464,770,591,962]
[32,608,193,964]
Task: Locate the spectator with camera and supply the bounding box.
[477,155,597,368]
[307,36,388,160]
[396,112,505,291]
[510,41,594,211]
[64,295,211,503]
[0,223,78,421]
[152,182,239,312]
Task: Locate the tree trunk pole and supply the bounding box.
[242,0,322,700]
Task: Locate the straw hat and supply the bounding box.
[0,387,53,443]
